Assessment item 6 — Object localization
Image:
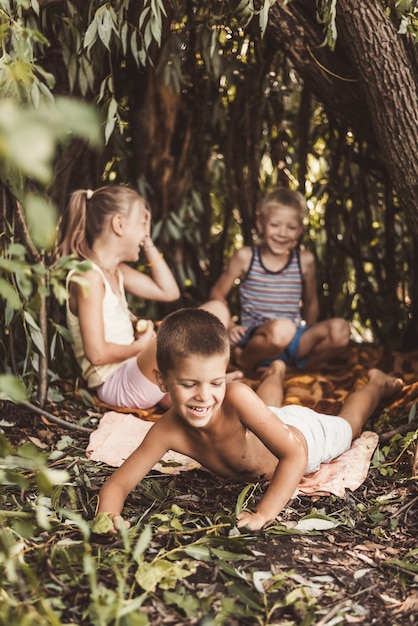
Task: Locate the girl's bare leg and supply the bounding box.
[256,360,286,407]
[338,368,404,438]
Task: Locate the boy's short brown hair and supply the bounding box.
[258,187,307,223]
[156,308,230,375]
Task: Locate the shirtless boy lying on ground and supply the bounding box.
[96,308,403,532]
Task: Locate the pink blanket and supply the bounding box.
[86,411,378,497]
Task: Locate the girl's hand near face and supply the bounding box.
[143,208,152,241]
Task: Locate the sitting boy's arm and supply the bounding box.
[209,247,251,304]
[300,250,319,324]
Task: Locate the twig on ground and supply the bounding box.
[379,420,418,443]
[21,401,93,433]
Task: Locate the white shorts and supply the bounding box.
[269,404,353,474]
[97,356,166,409]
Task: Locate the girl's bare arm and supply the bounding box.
[75,271,151,365]
[121,256,180,303]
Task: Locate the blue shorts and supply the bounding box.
[238,324,310,369]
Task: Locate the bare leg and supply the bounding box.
[233,319,296,370]
[199,299,233,329]
[338,368,404,439]
[299,318,350,366]
[256,360,286,407]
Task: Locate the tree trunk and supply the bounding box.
[265,0,373,141]
[336,0,418,237]
[266,0,418,239]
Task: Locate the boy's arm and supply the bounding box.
[237,451,307,530]
[209,247,252,304]
[231,385,308,530]
[96,419,173,528]
[299,250,319,324]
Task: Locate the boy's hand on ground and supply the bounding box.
[91,512,131,534]
[111,514,131,532]
[236,510,269,531]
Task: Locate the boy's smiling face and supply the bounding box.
[258,204,304,254]
[156,353,229,428]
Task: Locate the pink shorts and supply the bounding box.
[96,357,167,409]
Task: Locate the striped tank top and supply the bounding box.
[239,247,303,327]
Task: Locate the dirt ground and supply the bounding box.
[1,343,418,625]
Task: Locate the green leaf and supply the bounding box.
[24,311,45,356]
[132,524,152,560]
[91,512,115,534]
[84,18,98,52]
[210,546,251,560]
[259,1,270,37]
[54,97,102,146]
[235,482,257,516]
[163,586,201,617]
[36,468,70,495]
[183,544,212,562]
[24,193,57,251]
[385,558,418,573]
[135,559,195,593]
[0,278,21,309]
[105,97,118,144]
[0,374,27,403]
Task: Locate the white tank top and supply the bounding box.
[66,263,134,388]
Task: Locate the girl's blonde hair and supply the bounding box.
[258,187,307,223]
[60,185,143,259]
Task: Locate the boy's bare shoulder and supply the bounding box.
[231,245,253,266]
[223,380,258,407]
[299,248,315,262]
[299,248,316,270]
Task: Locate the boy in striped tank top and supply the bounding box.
[210,187,350,371]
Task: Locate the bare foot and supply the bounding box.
[259,360,286,383]
[226,370,244,383]
[367,368,404,398]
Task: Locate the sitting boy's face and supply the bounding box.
[158,353,229,429]
[258,205,304,253]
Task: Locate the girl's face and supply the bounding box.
[157,354,228,429]
[257,204,304,254]
[123,199,150,259]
